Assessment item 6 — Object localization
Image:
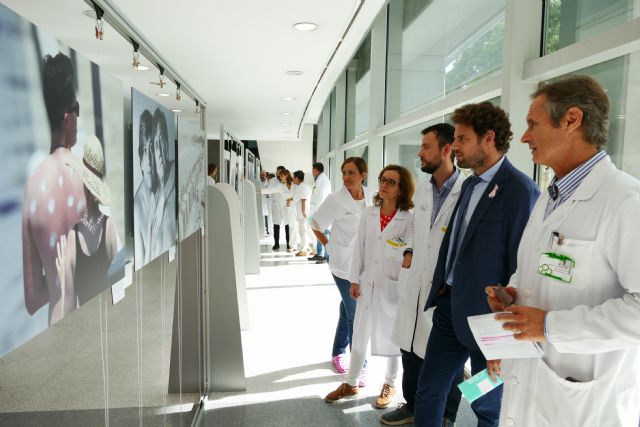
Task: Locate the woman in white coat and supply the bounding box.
[280,169,298,252]
[312,157,374,379]
[324,165,415,409]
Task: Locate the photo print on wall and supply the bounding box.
[177,119,205,240]
[0,2,127,357]
[132,88,177,270]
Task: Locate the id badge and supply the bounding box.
[537,252,575,283]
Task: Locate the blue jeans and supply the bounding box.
[331,274,357,357]
[415,291,502,427]
[316,229,329,257]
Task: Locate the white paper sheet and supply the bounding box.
[467,313,543,360]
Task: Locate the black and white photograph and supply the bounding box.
[0,3,126,357]
[177,118,205,240]
[132,88,176,270]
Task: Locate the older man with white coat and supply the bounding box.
[381,123,465,426]
[486,76,640,426]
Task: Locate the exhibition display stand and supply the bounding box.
[206,183,247,391]
[243,179,261,275]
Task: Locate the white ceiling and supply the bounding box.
[1,0,386,140]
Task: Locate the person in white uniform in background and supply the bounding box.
[264,166,286,250]
[486,75,640,427]
[324,165,415,410]
[280,169,297,252]
[382,123,465,426]
[312,157,373,379]
[309,162,332,262]
[292,170,312,256]
[259,170,270,236]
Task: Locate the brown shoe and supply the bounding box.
[325,383,358,403]
[375,383,396,409]
[295,251,308,257]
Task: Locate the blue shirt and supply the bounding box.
[446,156,505,285]
[431,169,460,227]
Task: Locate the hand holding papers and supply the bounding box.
[467,313,543,360]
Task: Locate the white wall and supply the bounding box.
[258,124,314,183]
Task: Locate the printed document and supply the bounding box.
[467,313,543,360]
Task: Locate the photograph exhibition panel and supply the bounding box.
[132,88,177,270]
[177,119,205,240]
[0,2,127,357]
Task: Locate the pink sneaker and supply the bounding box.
[357,368,367,387]
[332,354,348,374]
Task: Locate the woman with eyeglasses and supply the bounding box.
[324,164,415,410]
[312,157,373,384]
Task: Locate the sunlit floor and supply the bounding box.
[202,240,477,426]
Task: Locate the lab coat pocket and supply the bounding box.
[533,358,603,426]
[383,276,400,306]
[396,267,410,300]
[544,237,595,292]
[384,245,405,281]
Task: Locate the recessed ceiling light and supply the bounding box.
[285,70,303,76]
[157,93,170,97]
[171,109,182,113]
[283,123,291,126]
[293,22,318,32]
[282,112,292,116]
[135,64,150,71]
[281,96,295,101]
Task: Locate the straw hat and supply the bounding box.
[68,135,111,205]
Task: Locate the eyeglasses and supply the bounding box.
[378,176,398,187]
[66,100,80,117]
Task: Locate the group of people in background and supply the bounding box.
[287,75,640,427]
[260,163,331,262]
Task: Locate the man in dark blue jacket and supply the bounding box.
[414,102,539,427]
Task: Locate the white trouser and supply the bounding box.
[346,305,399,387]
[297,218,312,251]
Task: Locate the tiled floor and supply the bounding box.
[203,244,477,426]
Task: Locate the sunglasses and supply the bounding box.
[378,176,398,187]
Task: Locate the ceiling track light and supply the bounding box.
[131,39,141,69]
[92,1,105,40]
[176,82,181,101]
[151,65,166,88]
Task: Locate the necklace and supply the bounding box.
[81,210,104,233]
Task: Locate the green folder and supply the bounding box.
[457,369,503,403]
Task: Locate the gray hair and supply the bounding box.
[532,75,609,149]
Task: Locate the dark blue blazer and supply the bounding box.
[425,157,539,349]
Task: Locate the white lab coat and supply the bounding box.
[263,177,287,225]
[391,173,464,358]
[500,157,640,427]
[350,206,413,356]
[260,180,269,216]
[312,185,374,279]
[310,172,332,215]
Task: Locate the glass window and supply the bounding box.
[386,0,505,121]
[544,0,634,54]
[537,55,636,189]
[384,118,447,184]
[345,144,370,186]
[317,109,330,159]
[346,34,371,141]
[329,88,338,151]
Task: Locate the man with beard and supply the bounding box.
[414,103,539,427]
[381,123,465,426]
